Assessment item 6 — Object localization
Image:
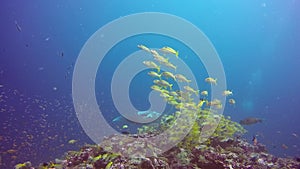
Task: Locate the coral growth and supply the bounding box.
[20,135,300,169]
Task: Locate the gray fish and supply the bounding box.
[239,117,262,125]
[112,110,161,123]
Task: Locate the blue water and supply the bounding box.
[1,0,300,168]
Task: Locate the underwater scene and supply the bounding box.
[1,1,300,169]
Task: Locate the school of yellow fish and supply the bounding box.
[139,44,236,112]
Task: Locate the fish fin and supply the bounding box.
[176,51,179,58]
[170,84,173,90]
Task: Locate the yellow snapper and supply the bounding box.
[223,90,233,96]
[205,77,217,85]
[161,71,176,80]
[200,90,208,96]
[163,62,177,71]
[150,49,160,56]
[143,61,160,72]
[153,53,169,64]
[153,79,173,90]
[184,86,199,96]
[160,46,179,58]
[148,71,161,78]
[151,85,162,92]
[175,74,191,83]
[197,99,206,108]
[137,44,151,53]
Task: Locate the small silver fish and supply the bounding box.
[14,20,22,32]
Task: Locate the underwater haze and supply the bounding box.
[1,0,300,168]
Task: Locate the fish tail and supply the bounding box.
[158,74,162,79]
[157,66,160,73]
[170,84,173,90]
[176,51,179,58]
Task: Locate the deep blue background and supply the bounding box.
[1,0,300,168]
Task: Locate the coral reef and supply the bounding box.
[17,135,300,169]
